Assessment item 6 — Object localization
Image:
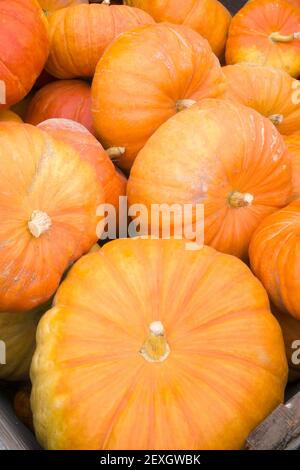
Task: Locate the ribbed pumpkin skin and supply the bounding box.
[223,64,300,135]
[0,0,49,108]
[25,80,94,135]
[38,118,127,215]
[92,23,226,171]
[226,0,300,77]
[46,3,154,78]
[38,0,88,14]
[250,202,300,320]
[283,132,300,200]
[0,308,43,381]
[124,0,231,57]
[127,99,292,259]
[0,123,103,312]
[0,110,23,123]
[30,239,287,450]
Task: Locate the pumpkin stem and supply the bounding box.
[28,210,52,238]
[106,146,125,161]
[228,191,254,208]
[269,31,300,42]
[269,114,284,125]
[176,99,197,113]
[140,321,170,363]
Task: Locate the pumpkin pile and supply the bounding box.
[0,0,299,451]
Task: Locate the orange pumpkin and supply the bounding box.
[38,0,88,15]
[38,118,127,217]
[127,99,292,259]
[92,23,226,171]
[25,80,94,135]
[250,201,300,320]
[272,306,300,382]
[226,0,300,77]
[124,0,231,57]
[283,132,300,200]
[223,64,300,135]
[46,3,154,79]
[0,0,49,108]
[30,238,287,450]
[0,109,23,123]
[0,122,103,312]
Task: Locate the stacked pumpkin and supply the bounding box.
[0,0,299,451]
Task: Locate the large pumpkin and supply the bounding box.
[0,109,22,123]
[226,0,300,77]
[250,201,300,320]
[45,3,154,79]
[124,0,231,57]
[0,0,49,108]
[283,132,300,200]
[30,238,287,450]
[25,80,94,135]
[223,63,300,135]
[127,99,292,259]
[38,0,88,15]
[0,122,103,312]
[92,23,226,171]
[38,118,127,218]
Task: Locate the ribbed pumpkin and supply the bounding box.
[38,118,126,217]
[25,80,94,135]
[38,0,88,15]
[0,0,49,108]
[0,122,103,312]
[46,3,154,78]
[30,238,287,450]
[127,99,292,259]
[0,109,23,123]
[272,306,300,383]
[124,0,231,57]
[250,201,300,320]
[223,64,300,135]
[0,307,43,381]
[92,23,226,171]
[283,132,300,200]
[226,0,300,77]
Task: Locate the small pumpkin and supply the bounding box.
[92,23,226,171]
[124,0,231,58]
[0,0,49,109]
[223,63,300,135]
[127,99,291,259]
[283,131,300,200]
[272,306,300,383]
[25,80,94,135]
[250,201,300,320]
[0,122,103,312]
[38,0,88,15]
[0,109,23,123]
[226,0,300,77]
[45,2,154,79]
[30,238,287,450]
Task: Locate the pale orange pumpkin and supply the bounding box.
[0,122,103,312]
[46,2,154,78]
[223,63,300,135]
[92,23,226,170]
[0,109,23,123]
[226,0,300,77]
[30,238,287,450]
[124,0,231,57]
[250,201,300,320]
[283,131,300,200]
[127,99,292,259]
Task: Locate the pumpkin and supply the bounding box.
[38,0,88,15]
[92,23,226,171]
[124,0,231,58]
[38,118,127,218]
[249,201,300,320]
[223,64,300,135]
[226,0,300,77]
[0,307,43,381]
[0,122,103,312]
[30,238,287,450]
[0,109,23,123]
[0,0,49,108]
[127,99,292,259]
[45,2,154,79]
[272,306,300,383]
[283,132,300,200]
[25,80,94,135]
[14,384,33,431]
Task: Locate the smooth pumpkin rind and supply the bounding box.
[283,131,300,200]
